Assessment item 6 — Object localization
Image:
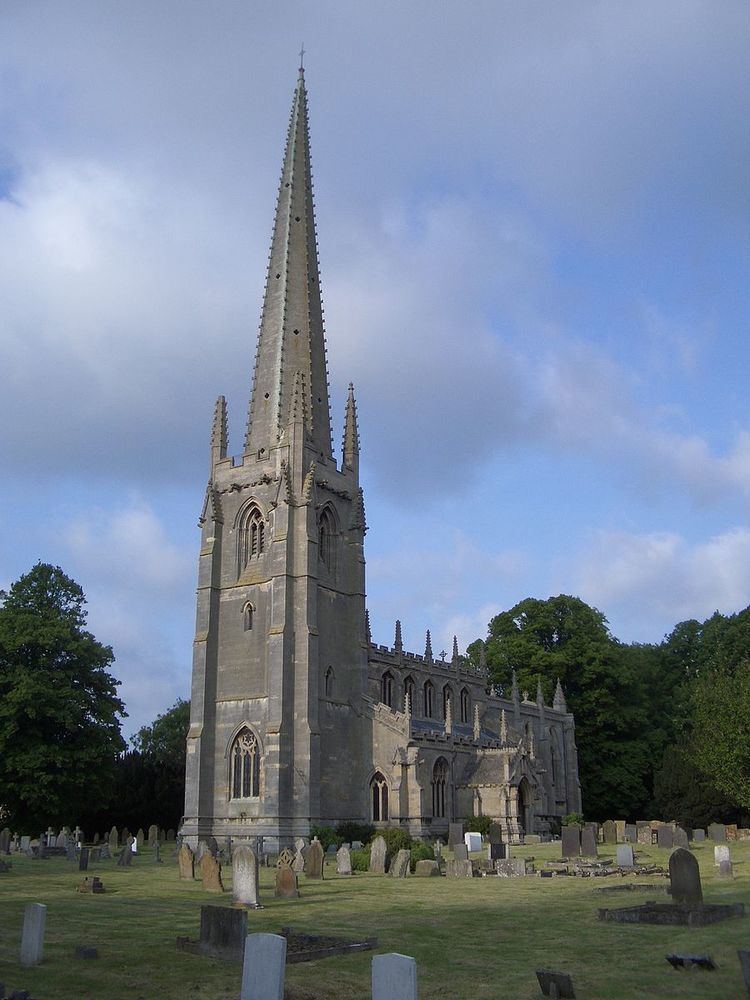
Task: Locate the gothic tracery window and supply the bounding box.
[460,687,470,724]
[371,771,389,822]
[381,671,394,708]
[243,601,254,631]
[319,507,335,569]
[239,505,265,570]
[231,728,260,799]
[423,680,434,719]
[432,757,448,818]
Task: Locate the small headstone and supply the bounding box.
[232,846,260,907]
[581,826,598,857]
[464,832,482,852]
[198,904,247,959]
[445,858,474,877]
[389,849,410,878]
[108,826,118,850]
[708,823,726,843]
[20,836,31,852]
[336,845,352,875]
[76,876,105,894]
[292,846,306,873]
[624,824,637,843]
[737,949,750,992]
[79,848,89,872]
[136,828,145,848]
[693,828,706,842]
[616,844,634,868]
[153,843,162,863]
[715,844,730,867]
[673,826,689,848]
[636,824,651,845]
[167,828,176,841]
[453,843,468,862]
[369,835,387,874]
[372,952,418,1000]
[489,842,507,861]
[178,844,195,880]
[117,846,132,867]
[274,863,299,899]
[657,826,674,850]
[669,847,702,906]
[0,828,11,854]
[718,859,734,879]
[74,945,99,960]
[602,820,617,845]
[241,932,286,1000]
[414,859,440,876]
[536,968,576,998]
[352,840,363,849]
[20,903,46,967]
[488,822,503,844]
[304,838,324,879]
[148,824,159,847]
[561,824,581,858]
[525,834,541,845]
[448,822,464,847]
[201,851,224,893]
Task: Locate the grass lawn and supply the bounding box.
[1,840,749,999]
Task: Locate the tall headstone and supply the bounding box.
[488,823,503,845]
[136,828,145,848]
[624,824,637,843]
[178,844,195,880]
[0,828,11,854]
[614,820,626,842]
[370,836,387,874]
[274,863,299,899]
[336,845,352,875]
[79,848,89,872]
[602,821,617,845]
[232,846,260,907]
[389,849,410,878]
[657,826,674,849]
[148,824,159,848]
[201,852,224,893]
[669,847,702,906]
[117,846,132,867]
[372,952,418,1000]
[561,824,581,858]
[448,823,464,848]
[20,903,47,967]
[304,839,324,879]
[581,826,598,857]
[673,826,689,849]
[108,826,118,850]
[241,933,287,1000]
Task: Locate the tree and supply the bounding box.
[130,698,190,830]
[652,745,739,828]
[691,661,750,810]
[0,563,126,831]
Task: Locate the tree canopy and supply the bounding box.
[0,563,126,831]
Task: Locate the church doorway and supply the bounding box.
[517,777,533,836]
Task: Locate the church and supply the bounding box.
[181,66,582,850]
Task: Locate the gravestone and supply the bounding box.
[0,828,10,854]
[616,844,634,868]
[90,848,101,863]
[352,840,363,849]
[275,863,299,899]
[66,840,78,863]
[20,836,31,852]
[108,826,118,850]
[389,849,410,878]
[714,845,730,867]
[448,822,464,848]
[336,845,352,875]
[198,905,247,959]
[241,932,286,1000]
[232,846,260,907]
[673,826,689,848]
[488,822,503,844]
[153,843,162,863]
[657,826,674,849]
[304,838,324,879]
[615,820,626,841]
[20,903,47,967]
[708,823,726,843]
[148,824,159,847]
[637,825,651,845]
[718,859,734,879]
[372,952,418,1000]
[93,832,100,845]
[602,821,617,845]
[738,949,750,993]
[99,843,110,860]
[693,828,706,842]
[292,846,306,873]
[122,827,131,844]
[178,844,195,880]
[277,848,295,868]
[136,828,145,848]
[581,826,598,857]
[536,968,576,998]
[445,859,474,877]
[489,842,507,861]
[415,859,440,876]
[369,835,387,874]
[624,824,637,843]
[117,846,132,867]
[561,824,581,858]
[453,843,468,862]
[464,832,482,853]
[727,824,738,841]
[669,847,702,906]
[167,829,175,841]
[201,852,224,893]
[78,848,89,872]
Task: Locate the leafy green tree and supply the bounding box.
[690,661,750,810]
[0,563,125,831]
[653,745,739,828]
[129,697,190,830]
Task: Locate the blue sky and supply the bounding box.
[1,1,749,735]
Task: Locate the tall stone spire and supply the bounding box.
[553,678,567,713]
[394,620,403,654]
[244,66,333,462]
[210,395,228,469]
[342,383,360,476]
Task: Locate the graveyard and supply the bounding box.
[2,835,750,998]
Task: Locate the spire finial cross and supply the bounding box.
[299,43,305,70]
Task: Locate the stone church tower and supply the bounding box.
[181,66,369,849]
[182,66,581,850]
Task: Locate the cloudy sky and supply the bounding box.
[1,1,749,735]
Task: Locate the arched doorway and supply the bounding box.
[517,777,533,836]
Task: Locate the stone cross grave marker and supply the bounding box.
[336,844,352,875]
[304,838,324,879]
[669,847,702,906]
[275,863,299,899]
[241,932,287,1000]
[372,952,418,1000]
[232,846,260,907]
[201,851,224,893]
[20,903,46,967]
[370,835,387,874]
[389,849,410,878]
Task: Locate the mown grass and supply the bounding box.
[0,840,749,998]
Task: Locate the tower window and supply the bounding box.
[370,772,389,822]
[231,728,261,799]
[424,681,434,719]
[239,505,265,571]
[325,666,334,698]
[432,757,448,818]
[243,602,254,631]
[381,671,394,708]
[318,507,336,570]
[460,687,470,724]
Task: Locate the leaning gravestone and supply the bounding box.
[581,826,598,857]
[201,852,224,893]
[304,838,324,879]
[657,826,674,849]
[336,845,352,875]
[369,836,387,874]
[232,846,260,907]
[561,824,581,858]
[669,847,702,906]
[178,844,195,880]
[275,863,299,899]
[673,826,689,848]
[448,822,464,848]
[708,823,726,843]
[389,849,410,878]
[602,820,617,845]
[616,844,634,868]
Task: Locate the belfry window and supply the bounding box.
[460,687,470,724]
[319,507,335,569]
[231,728,260,799]
[381,671,394,708]
[424,681,434,719]
[371,771,389,822]
[432,757,448,818]
[239,505,265,570]
[243,602,254,631]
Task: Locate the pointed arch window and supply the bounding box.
[231,728,261,799]
[403,675,415,712]
[318,506,336,570]
[239,505,265,570]
[243,602,255,631]
[460,687,470,724]
[432,757,448,818]
[424,680,434,719]
[381,671,394,708]
[371,771,389,822]
[442,684,452,720]
[325,666,335,698]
